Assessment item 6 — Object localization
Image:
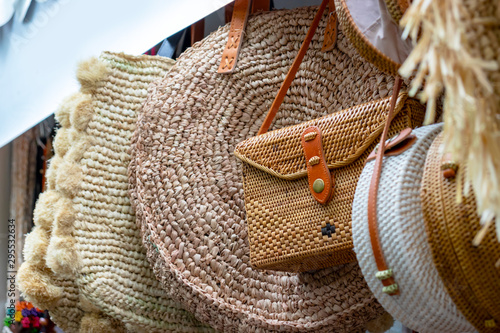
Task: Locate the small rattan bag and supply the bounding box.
[234,0,425,272]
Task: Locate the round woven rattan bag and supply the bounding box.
[352,124,476,333]
[129,6,406,332]
[421,133,500,333]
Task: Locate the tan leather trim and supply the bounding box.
[367,76,403,296]
[301,126,334,204]
[191,19,205,46]
[218,0,251,74]
[251,0,270,13]
[321,0,338,52]
[365,127,416,162]
[257,0,329,134]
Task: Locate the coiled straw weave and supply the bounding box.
[129,6,404,332]
[20,52,214,332]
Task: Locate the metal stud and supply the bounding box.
[313,179,325,193]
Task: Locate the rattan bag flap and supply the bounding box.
[235,92,425,272]
[235,93,410,179]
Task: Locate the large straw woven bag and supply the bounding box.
[129,4,418,332]
[19,167,127,333]
[421,133,500,333]
[20,52,214,333]
[351,124,476,333]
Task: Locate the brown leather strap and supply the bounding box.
[251,0,270,12]
[367,76,403,295]
[225,2,235,23]
[258,0,329,135]
[321,0,338,52]
[301,126,334,204]
[191,19,205,46]
[225,0,270,24]
[218,0,252,74]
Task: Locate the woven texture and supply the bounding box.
[47,52,214,333]
[129,6,411,332]
[19,173,125,333]
[352,124,475,333]
[235,94,425,271]
[384,0,408,23]
[400,0,500,240]
[18,192,86,333]
[421,133,500,333]
[20,52,213,333]
[335,0,401,75]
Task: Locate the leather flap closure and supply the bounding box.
[234,93,408,180]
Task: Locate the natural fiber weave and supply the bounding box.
[41,51,214,333]
[18,177,122,333]
[384,0,409,23]
[400,0,500,240]
[352,124,476,333]
[235,94,425,272]
[335,0,402,75]
[130,6,410,332]
[421,133,500,333]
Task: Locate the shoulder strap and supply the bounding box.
[367,76,402,295]
[257,0,329,135]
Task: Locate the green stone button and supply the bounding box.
[313,179,325,193]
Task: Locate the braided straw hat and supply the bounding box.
[334,0,413,75]
[129,6,407,332]
[20,52,214,332]
[352,124,476,333]
[421,133,500,333]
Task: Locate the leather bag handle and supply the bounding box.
[257,0,330,134]
[219,0,271,74]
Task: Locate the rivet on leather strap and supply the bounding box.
[441,153,458,179]
[301,126,334,204]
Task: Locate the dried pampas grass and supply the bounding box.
[399,0,500,241]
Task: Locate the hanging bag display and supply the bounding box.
[128,2,404,331]
[233,0,425,272]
